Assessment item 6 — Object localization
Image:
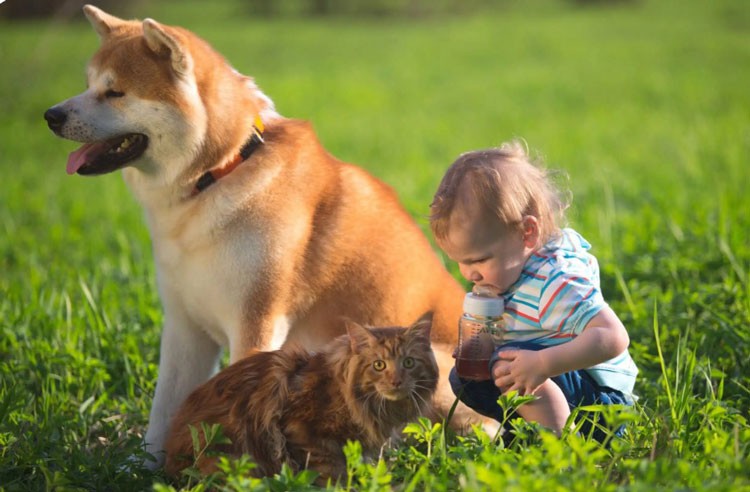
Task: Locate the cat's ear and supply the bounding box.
[408,311,433,341]
[345,319,377,353]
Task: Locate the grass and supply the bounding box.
[1,0,749,489]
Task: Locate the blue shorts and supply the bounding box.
[449,341,632,442]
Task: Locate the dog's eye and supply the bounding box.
[105,90,125,98]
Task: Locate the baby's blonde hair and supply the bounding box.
[430,140,569,245]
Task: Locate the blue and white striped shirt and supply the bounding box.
[496,228,638,395]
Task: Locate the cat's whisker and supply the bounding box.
[404,392,417,411]
[409,386,422,406]
[410,384,435,398]
[358,392,376,413]
[411,390,429,408]
[371,395,382,418]
[378,396,388,421]
[412,377,437,386]
[411,394,424,414]
[410,391,432,413]
[375,395,384,420]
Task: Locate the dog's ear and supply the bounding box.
[83,4,125,39]
[142,19,193,78]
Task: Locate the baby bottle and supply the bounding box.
[455,288,505,381]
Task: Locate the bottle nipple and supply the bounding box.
[462,290,504,317]
[472,285,502,298]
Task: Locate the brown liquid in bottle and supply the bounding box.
[455,358,492,380]
[455,291,504,381]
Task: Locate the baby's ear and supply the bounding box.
[408,311,433,341]
[522,215,540,248]
[345,319,377,353]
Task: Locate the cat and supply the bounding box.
[164,313,438,482]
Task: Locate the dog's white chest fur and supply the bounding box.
[150,218,263,347]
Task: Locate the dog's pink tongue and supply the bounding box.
[67,142,104,175]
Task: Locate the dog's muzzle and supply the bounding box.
[44,106,149,175]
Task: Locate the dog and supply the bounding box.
[45,5,491,468]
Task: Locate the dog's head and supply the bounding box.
[44,5,275,189]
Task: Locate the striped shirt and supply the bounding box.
[496,228,638,395]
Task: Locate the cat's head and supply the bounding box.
[344,312,438,405]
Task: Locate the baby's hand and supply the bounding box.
[491,349,548,396]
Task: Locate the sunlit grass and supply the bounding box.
[1,0,748,489]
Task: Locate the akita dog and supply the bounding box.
[45,5,488,467]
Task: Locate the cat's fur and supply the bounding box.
[164,313,438,481]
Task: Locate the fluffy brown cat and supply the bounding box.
[164,313,438,481]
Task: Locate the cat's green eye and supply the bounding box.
[373,360,386,371]
[402,357,415,368]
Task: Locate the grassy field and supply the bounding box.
[1,0,749,490]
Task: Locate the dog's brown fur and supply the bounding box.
[44,5,489,467]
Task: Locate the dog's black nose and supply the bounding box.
[44,108,67,131]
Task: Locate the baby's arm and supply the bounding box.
[492,306,629,395]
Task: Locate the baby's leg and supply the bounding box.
[514,379,570,435]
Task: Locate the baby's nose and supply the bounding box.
[468,271,483,283]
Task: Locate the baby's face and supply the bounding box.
[440,207,532,294]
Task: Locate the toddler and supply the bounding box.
[430,140,637,440]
